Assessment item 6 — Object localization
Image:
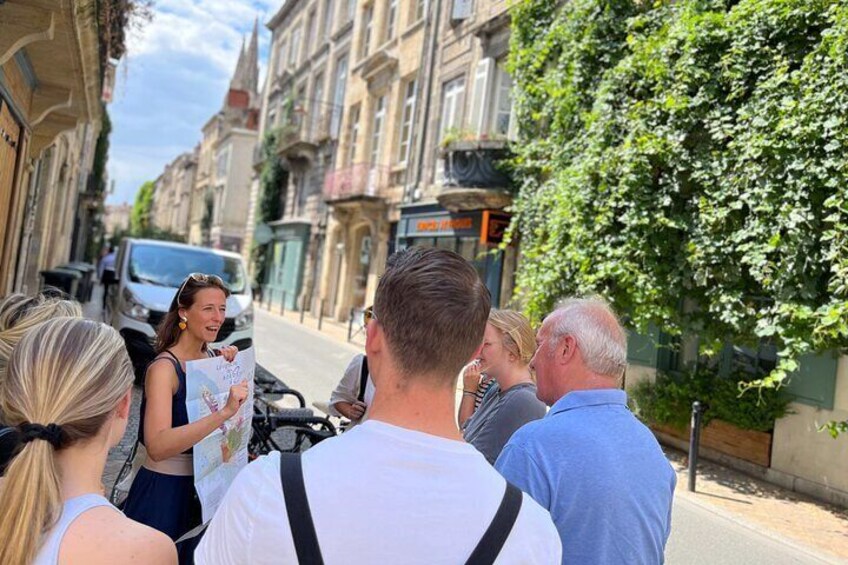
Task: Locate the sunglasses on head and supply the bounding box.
[363,306,377,325]
[176,273,225,305]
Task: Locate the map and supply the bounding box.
[185,347,255,523]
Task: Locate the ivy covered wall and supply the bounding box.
[507,0,848,400]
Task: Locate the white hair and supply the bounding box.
[548,297,627,378]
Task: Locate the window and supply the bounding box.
[215,146,230,179]
[398,80,417,164]
[346,0,356,23]
[347,105,361,165]
[311,72,325,137]
[360,5,374,59]
[451,0,473,21]
[370,96,386,165]
[331,55,349,136]
[306,10,317,58]
[386,0,398,40]
[439,77,466,138]
[469,57,515,138]
[322,0,334,39]
[491,60,514,137]
[415,0,426,21]
[289,26,301,66]
[267,101,277,129]
[276,38,288,75]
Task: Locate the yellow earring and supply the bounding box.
[179,319,187,331]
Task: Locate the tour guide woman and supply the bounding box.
[123,273,248,544]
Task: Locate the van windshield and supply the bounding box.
[128,244,247,293]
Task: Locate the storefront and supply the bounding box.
[396,203,515,307]
[264,219,310,311]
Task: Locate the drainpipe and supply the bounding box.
[407,0,444,204]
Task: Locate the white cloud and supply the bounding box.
[108,0,276,205]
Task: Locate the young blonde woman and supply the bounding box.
[0,317,175,565]
[0,292,82,476]
[460,309,547,464]
[123,274,247,549]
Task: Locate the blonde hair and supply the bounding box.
[0,293,82,376]
[488,309,536,366]
[0,318,133,565]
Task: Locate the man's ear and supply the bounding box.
[558,335,577,365]
[365,317,382,356]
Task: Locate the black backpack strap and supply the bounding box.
[279,453,324,565]
[465,482,523,565]
[357,355,369,403]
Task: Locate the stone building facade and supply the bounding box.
[245,0,356,311]
[1,0,123,294]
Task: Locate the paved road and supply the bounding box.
[254,308,834,564]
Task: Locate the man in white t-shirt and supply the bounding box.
[196,247,561,564]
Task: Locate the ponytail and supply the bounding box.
[0,318,133,565]
[0,437,63,565]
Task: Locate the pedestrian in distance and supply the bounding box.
[495,297,676,565]
[196,247,561,564]
[461,309,547,464]
[98,245,117,310]
[0,292,82,477]
[0,317,176,565]
[122,274,246,556]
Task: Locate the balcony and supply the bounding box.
[323,163,391,204]
[439,139,514,212]
[275,102,339,163]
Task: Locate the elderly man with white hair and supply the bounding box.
[495,297,676,565]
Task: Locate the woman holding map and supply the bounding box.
[123,273,248,551]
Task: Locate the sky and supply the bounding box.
[106,0,279,205]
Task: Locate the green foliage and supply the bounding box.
[631,368,792,433]
[91,106,111,197]
[252,128,288,286]
[127,180,185,243]
[130,180,155,234]
[508,0,848,410]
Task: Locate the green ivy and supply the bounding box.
[251,128,288,286]
[507,0,848,431]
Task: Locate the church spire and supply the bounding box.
[244,17,259,94]
[229,35,248,91]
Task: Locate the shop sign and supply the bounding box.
[480,211,511,245]
[404,211,481,238]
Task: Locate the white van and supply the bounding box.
[106,238,254,382]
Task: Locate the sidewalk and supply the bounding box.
[260,302,848,561]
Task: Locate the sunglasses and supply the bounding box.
[176,273,225,305]
[363,306,377,325]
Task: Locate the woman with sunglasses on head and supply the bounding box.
[123,274,248,551]
[0,317,176,565]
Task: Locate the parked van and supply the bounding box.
[106,239,253,381]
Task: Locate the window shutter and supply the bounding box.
[470,58,493,136]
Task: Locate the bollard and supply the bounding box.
[347,307,354,341]
[281,291,286,316]
[688,400,703,492]
[300,297,306,324]
[318,300,325,330]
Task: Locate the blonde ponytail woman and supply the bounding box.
[0,292,82,476]
[0,318,175,565]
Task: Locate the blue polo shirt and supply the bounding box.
[495,389,676,565]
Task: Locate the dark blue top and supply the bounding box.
[138,350,191,454]
[496,389,676,565]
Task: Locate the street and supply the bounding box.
[253,308,835,565]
